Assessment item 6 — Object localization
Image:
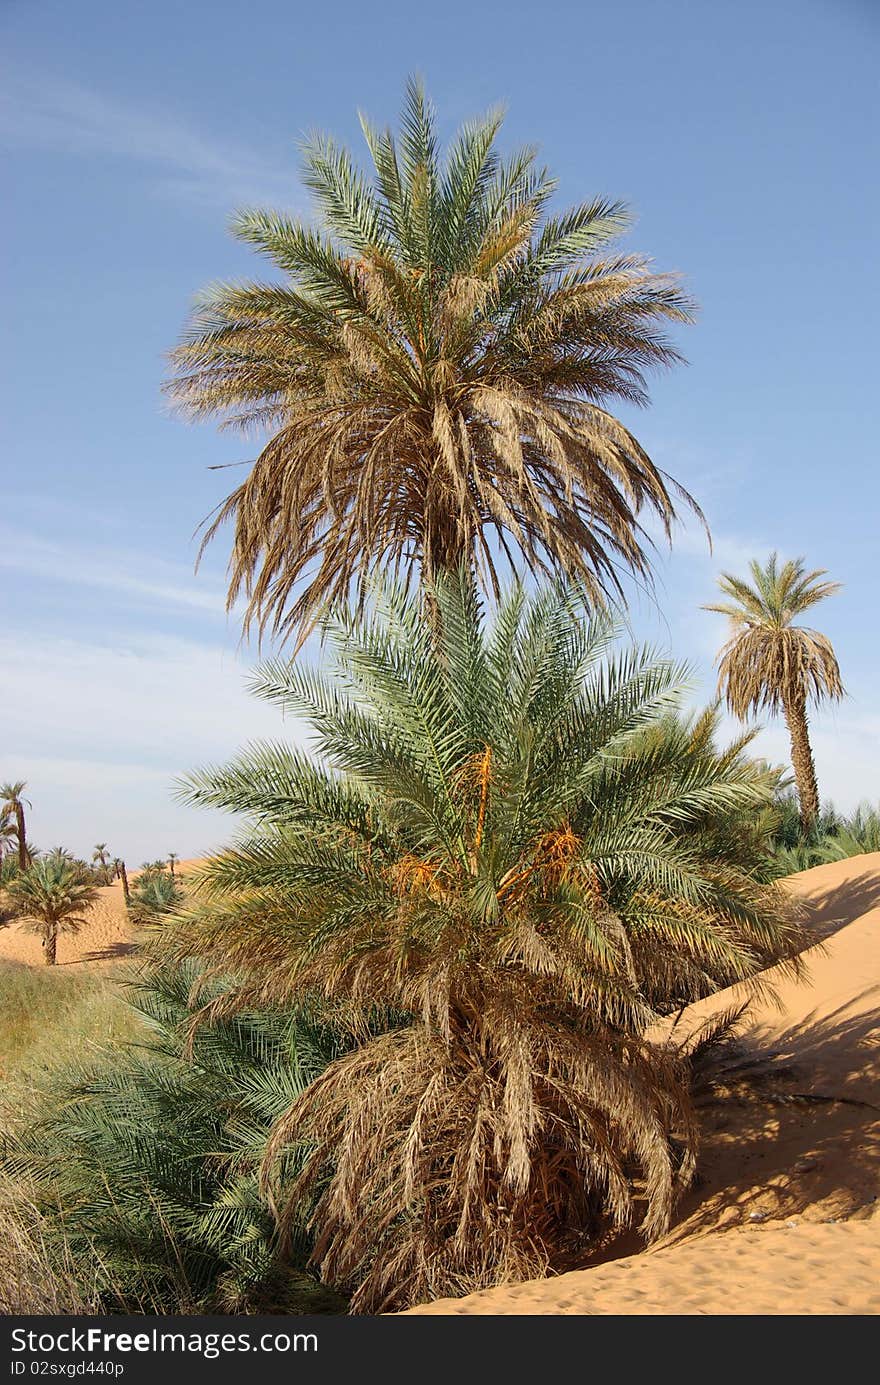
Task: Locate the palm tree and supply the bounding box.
[172,573,803,1311]
[92,843,111,883]
[705,554,843,832]
[1,782,31,871]
[113,858,131,905]
[8,854,100,965]
[127,872,184,925]
[166,80,701,646]
[168,852,179,878]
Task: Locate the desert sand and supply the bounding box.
[406,852,880,1314]
[3,851,878,1312]
[0,859,203,968]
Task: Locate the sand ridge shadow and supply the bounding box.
[663,1001,880,1240]
[794,868,880,944]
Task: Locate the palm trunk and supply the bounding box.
[16,803,28,871]
[44,924,57,966]
[120,862,131,906]
[783,694,820,834]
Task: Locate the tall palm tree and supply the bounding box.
[8,854,100,965]
[705,554,843,832]
[168,852,179,878]
[92,843,111,882]
[172,573,803,1311]
[1,782,31,871]
[166,80,701,646]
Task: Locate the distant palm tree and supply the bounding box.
[167,79,700,646]
[113,858,131,906]
[8,854,100,965]
[128,873,184,925]
[705,554,844,831]
[168,852,179,878]
[1,782,31,871]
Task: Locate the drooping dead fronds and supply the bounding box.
[263,1014,695,1313]
[167,81,700,645]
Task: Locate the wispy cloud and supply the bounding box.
[1,626,304,859]
[0,68,296,207]
[0,524,231,616]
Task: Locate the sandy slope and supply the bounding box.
[0,859,203,968]
[406,853,880,1315]
[3,850,878,1310]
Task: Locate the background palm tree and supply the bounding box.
[705,554,843,832]
[167,79,701,646]
[8,854,100,966]
[92,844,111,883]
[113,858,131,905]
[172,572,803,1310]
[1,783,31,872]
[128,872,184,924]
[168,852,179,878]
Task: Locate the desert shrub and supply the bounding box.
[763,793,880,877]
[128,873,185,923]
[3,959,349,1313]
[166,574,804,1311]
[0,1174,103,1314]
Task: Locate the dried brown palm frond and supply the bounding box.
[166,80,700,645]
[263,1013,695,1313]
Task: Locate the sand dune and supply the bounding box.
[0,859,204,968]
[3,850,878,1310]
[406,852,880,1314]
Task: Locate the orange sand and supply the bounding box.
[406,852,880,1315]
[3,850,878,1311]
[0,858,203,968]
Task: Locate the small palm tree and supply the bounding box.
[8,854,100,965]
[1,782,31,871]
[705,554,843,832]
[173,573,803,1311]
[168,852,179,878]
[92,843,111,883]
[128,872,184,925]
[6,959,351,1312]
[167,80,700,646]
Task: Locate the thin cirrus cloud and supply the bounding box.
[0,524,232,618]
[1,625,303,861]
[0,67,295,207]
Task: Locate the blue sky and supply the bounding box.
[2,0,878,862]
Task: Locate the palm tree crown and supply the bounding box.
[171,573,802,1310]
[704,553,843,829]
[8,853,100,965]
[1,781,31,871]
[167,80,700,645]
